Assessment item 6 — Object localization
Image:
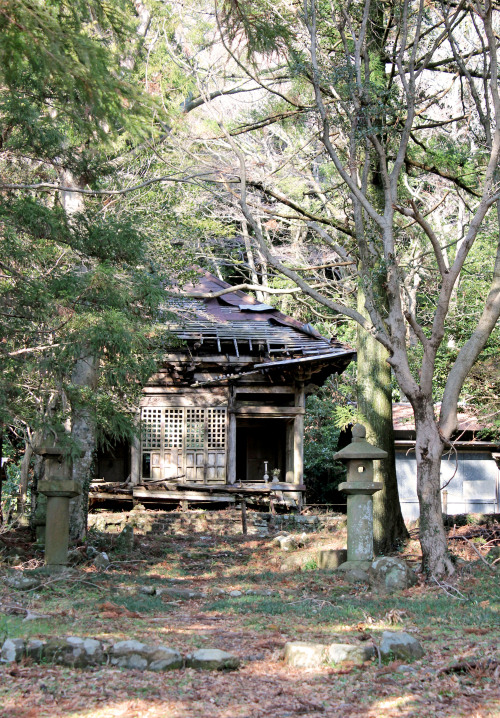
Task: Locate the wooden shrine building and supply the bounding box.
[93,271,355,509]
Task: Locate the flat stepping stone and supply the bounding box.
[284,641,374,668]
[186,648,240,670]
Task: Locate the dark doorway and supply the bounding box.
[96,440,130,483]
[236,419,287,483]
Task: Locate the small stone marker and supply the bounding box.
[369,556,418,592]
[379,632,425,661]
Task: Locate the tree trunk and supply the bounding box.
[69,355,98,542]
[413,400,454,576]
[18,441,33,515]
[357,311,409,553]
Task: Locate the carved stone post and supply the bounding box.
[334,424,386,564]
[36,442,81,570]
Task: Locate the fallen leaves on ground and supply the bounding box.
[0,514,499,718]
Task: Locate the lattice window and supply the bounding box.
[186,408,205,449]
[141,405,227,483]
[164,408,183,448]
[207,408,226,449]
[141,408,162,449]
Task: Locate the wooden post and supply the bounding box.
[130,409,141,485]
[293,383,305,485]
[130,430,141,485]
[442,490,448,516]
[227,412,237,484]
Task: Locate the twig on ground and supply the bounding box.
[103,559,149,572]
[431,576,467,600]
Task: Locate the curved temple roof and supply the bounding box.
[166,270,355,379]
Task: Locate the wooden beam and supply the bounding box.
[232,406,305,416]
[132,489,237,502]
[234,386,295,394]
[89,493,133,501]
[175,482,305,493]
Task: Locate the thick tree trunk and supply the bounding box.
[413,400,454,576]
[69,355,98,542]
[357,290,408,554]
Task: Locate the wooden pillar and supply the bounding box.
[227,412,237,484]
[293,383,305,485]
[130,411,141,485]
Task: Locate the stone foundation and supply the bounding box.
[88,508,344,537]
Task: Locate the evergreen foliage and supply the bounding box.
[0,0,168,453]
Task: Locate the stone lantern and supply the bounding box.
[36,441,81,571]
[334,424,386,564]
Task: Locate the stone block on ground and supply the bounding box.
[4,573,41,590]
[139,585,156,595]
[1,638,25,663]
[93,552,110,570]
[186,648,240,670]
[284,642,327,668]
[272,535,297,551]
[369,557,418,592]
[26,639,45,661]
[379,631,425,661]
[44,637,104,667]
[284,641,375,669]
[280,553,315,571]
[147,646,183,671]
[327,643,375,665]
[111,640,183,670]
[317,549,347,570]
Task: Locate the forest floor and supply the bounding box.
[0,513,499,718]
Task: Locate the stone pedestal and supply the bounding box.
[35,441,81,570]
[338,481,382,563]
[38,479,81,567]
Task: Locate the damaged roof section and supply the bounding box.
[165,270,355,377]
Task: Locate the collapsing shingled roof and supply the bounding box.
[166,270,355,378]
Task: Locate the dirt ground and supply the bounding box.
[0,514,499,718]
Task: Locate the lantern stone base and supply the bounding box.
[338,482,383,563]
[38,480,81,569]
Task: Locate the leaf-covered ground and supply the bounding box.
[0,515,499,717]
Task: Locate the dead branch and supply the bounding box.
[448,535,497,571]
